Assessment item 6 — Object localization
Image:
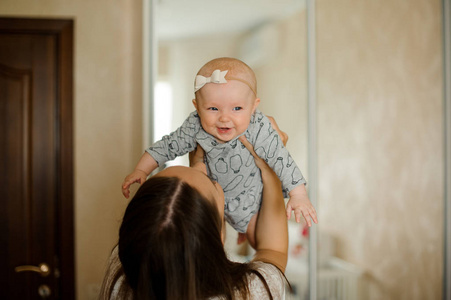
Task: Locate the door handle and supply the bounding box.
[15,263,50,277]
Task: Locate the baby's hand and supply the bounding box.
[287,185,318,226]
[122,169,148,199]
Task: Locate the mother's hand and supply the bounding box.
[267,115,288,146]
[189,145,207,174]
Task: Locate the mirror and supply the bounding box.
[151,1,446,299]
[154,0,310,298]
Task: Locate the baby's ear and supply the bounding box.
[252,98,261,112]
[192,99,198,110]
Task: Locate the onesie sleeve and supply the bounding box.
[146,111,200,166]
[249,111,306,197]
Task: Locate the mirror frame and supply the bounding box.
[444,0,451,299]
[306,1,318,299]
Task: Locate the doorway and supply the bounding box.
[0,17,74,299]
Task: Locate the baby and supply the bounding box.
[122,57,317,247]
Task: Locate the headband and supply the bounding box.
[194,69,257,96]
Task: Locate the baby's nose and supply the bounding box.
[219,112,230,122]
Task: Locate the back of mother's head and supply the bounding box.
[118,175,225,299]
[101,166,274,299]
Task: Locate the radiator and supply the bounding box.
[286,258,364,300]
[317,268,362,300]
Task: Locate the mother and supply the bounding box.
[100,130,289,299]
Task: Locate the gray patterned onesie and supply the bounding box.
[147,109,306,233]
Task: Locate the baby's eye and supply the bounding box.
[233,107,243,111]
[208,107,218,111]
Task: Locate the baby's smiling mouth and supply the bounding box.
[217,127,232,133]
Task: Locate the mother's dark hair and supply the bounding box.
[103,176,274,300]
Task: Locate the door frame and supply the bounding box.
[443,0,451,298]
[0,17,75,298]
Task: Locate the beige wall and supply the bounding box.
[0,1,143,299]
[316,0,443,299]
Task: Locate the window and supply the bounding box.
[153,81,173,142]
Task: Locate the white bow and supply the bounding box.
[194,70,228,92]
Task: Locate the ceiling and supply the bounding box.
[156,0,306,40]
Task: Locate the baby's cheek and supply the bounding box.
[200,119,212,131]
[203,126,217,137]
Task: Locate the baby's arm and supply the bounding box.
[122,153,158,198]
[254,113,317,226]
[287,184,317,226]
[267,116,317,226]
[122,112,200,198]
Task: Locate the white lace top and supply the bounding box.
[210,262,285,300]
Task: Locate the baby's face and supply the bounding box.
[193,80,259,143]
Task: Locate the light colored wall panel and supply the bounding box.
[316,0,443,299]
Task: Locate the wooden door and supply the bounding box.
[0,18,74,299]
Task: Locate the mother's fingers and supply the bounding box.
[238,135,258,158]
[267,116,288,146]
[238,135,271,172]
[189,145,205,167]
[189,145,208,174]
